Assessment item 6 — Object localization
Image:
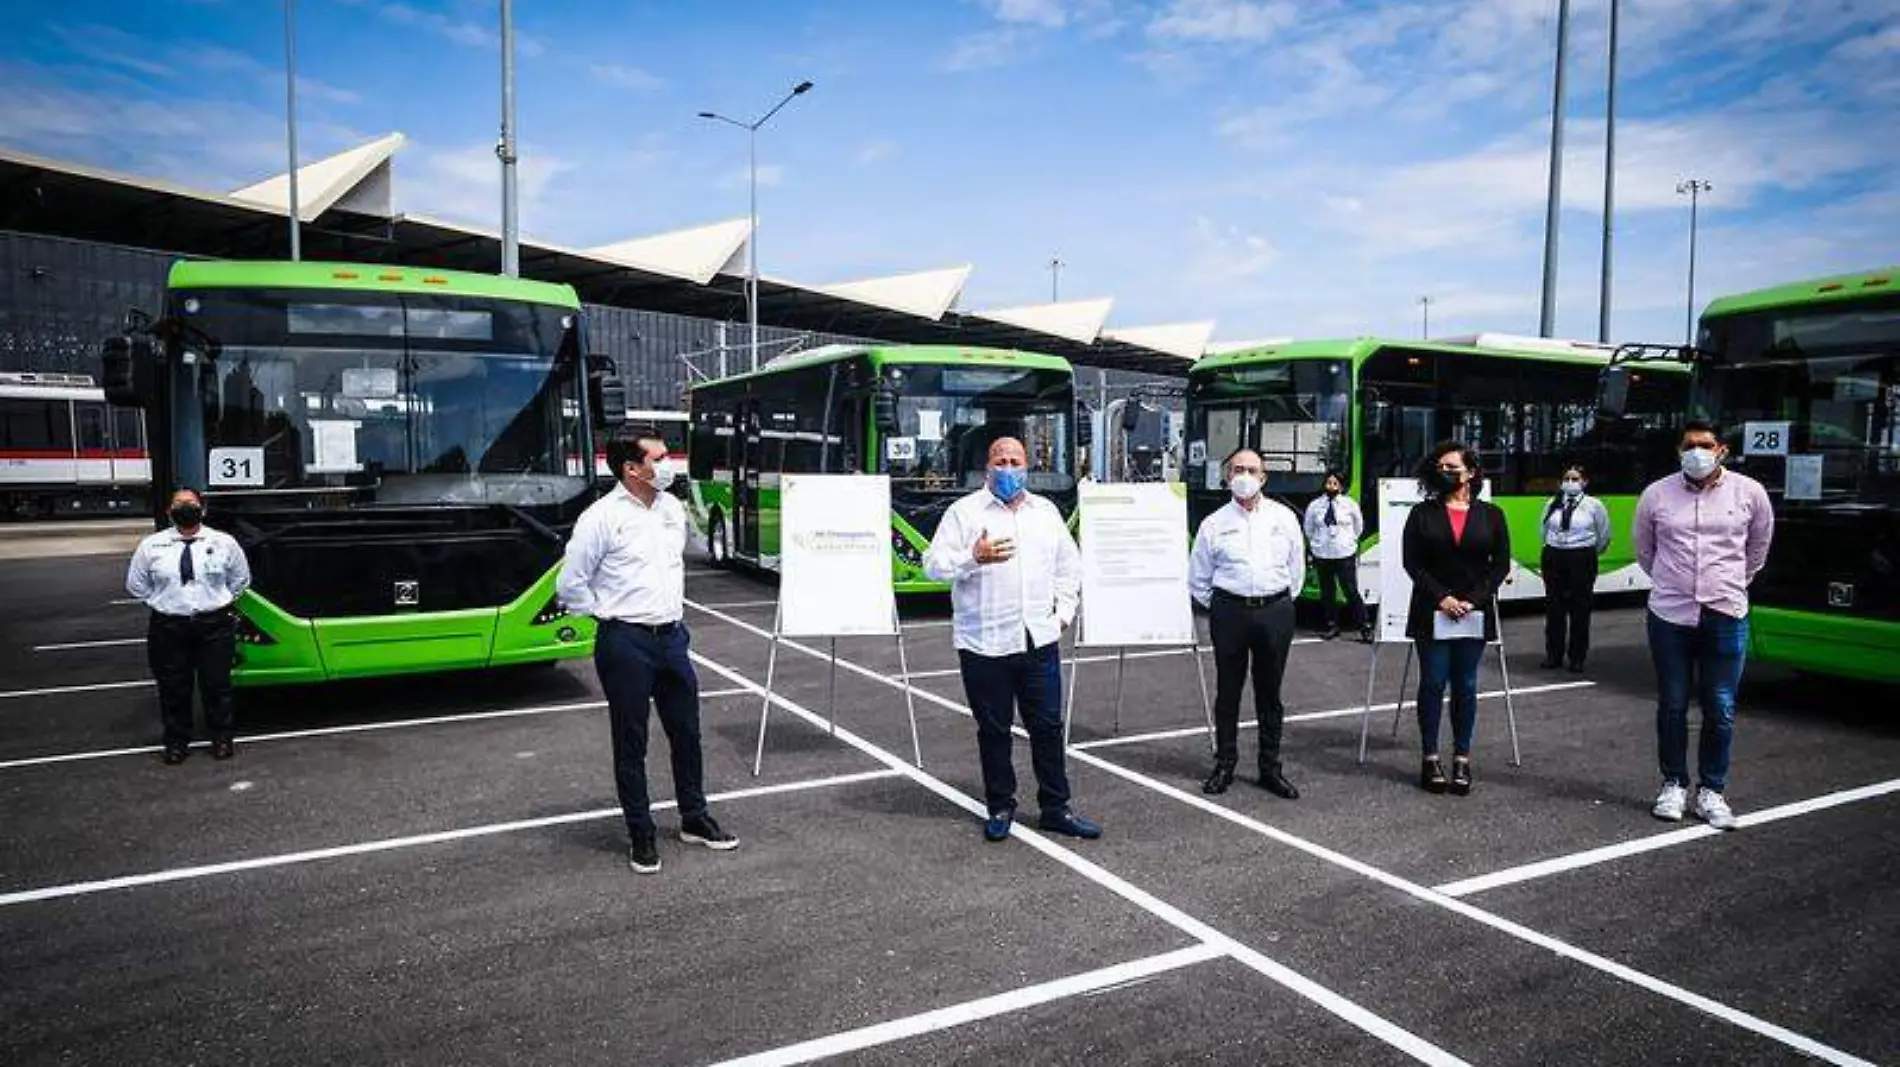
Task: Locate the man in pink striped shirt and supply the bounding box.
[1632,420,1775,831]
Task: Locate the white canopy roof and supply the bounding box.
[586,218,753,285]
[811,265,972,320]
[972,297,1115,344]
[229,133,404,221]
[1101,321,1217,360]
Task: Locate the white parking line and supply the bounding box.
[688,644,1469,1066]
[0,769,900,908]
[108,598,142,606]
[0,679,153,701]
[33,637,145,652]
[695,599,781,609]
[1071,681,1596,751]
[1435,777,1900,898]
[709,944,1226,1067]
[686,598,1880,1067]
[0,687,752,771]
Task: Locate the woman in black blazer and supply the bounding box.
[1402,441,1512,796]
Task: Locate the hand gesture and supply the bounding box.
[1438,595,1467,618]
[974,528,1016,565]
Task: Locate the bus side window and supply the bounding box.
[77,403,108,452]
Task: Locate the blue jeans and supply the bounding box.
[1647,608,1749,792]
[957,639,1071,817]
[1416,638,1485,755]
[595,620,708,838]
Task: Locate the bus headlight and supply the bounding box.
[891,529,923,568]
[234,615,276,646]
[533,597,568,626]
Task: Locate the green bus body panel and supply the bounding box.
[1700,266,1900,320]
[229,563,594,687]
[1747,607,1900,684]
[167,259,582,309]
[1188,336,1647,376]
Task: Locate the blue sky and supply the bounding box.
[3,0,1896,347]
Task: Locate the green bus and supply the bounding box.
[684,344,1077,592]
[100,260,627,685]
[1185,334,1688,604]
[1604,266,1900,684]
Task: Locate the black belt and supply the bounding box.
[607,619,681,635]
[1212,587,1289,609]
[152,607,233,621]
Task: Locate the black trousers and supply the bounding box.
[1208,593,1296,771]
[957,638,1070,817]
[1542,546,1600,666]
[1314,555,1367,630]
[147,610,236,749]
[594,620,708,839]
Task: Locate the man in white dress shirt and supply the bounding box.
[1189,449,1306,799]
[924,436,1101,843]
[559,430,737,874]
[127,487,251,764]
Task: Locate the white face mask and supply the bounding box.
[1680,447,1720,481]
[1561,480,1583,497]
[1229,473,1262,501]
[643,457,677,488]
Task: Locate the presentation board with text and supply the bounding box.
[779,474,897,638]
[1079,482,1195,648]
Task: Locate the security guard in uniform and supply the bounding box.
[127,487,251,764]
[1189,449,1305,799]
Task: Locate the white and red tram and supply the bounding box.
[0,372,150,518]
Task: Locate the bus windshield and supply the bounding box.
[1186,358,1350,493]
[174,288,588,509]
[1700,296,1900,506]
[882,363,1075,494]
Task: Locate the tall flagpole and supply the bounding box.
[283,0,302,260]
[499,0,520,276]
[1597,0,1619,343]
[1538,0,1571,337]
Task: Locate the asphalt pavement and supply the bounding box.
[2,550,1897,1066]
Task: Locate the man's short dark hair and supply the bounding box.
[1682,418,1722,440]
[606,428,665,478]
[171,485,204,503]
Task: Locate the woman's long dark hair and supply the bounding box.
[1416,441,1484,500]
[1545,464,1586,519]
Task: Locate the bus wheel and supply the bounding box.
[708,512,731,568]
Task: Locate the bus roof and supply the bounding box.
[1701,266,1899,320]
[689,343,1072,390]
[166,259,583,310]
[1189,334,1635,375]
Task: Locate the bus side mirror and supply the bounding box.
[100,335,152,407]
[588,354,627,429]
[1363,399,1392,440]
[873,389,898,434]
[1120,401,1142,434]
[1597,366,1631,419]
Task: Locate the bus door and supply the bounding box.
[737,401,762,560]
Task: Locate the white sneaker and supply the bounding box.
[1694,788,1738,831]
[1652,783,1688,822]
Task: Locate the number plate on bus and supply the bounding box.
[208,447,265,487]
[1743,421,1791,456]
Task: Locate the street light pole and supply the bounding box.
[283,0,301,261]
[1538,0,1571,337]
[1418,295,1432,339]
[1677,178,1712,345]
[498,0,519,277]
[1598,0,1619,343]
[1049,255,1064,302]
[699,80,814,372]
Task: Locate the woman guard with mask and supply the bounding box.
[1540,465,1612,672]
[1303,469,1370,642]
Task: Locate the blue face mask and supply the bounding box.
[989,466,1027,501]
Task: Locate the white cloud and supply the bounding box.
[941,28,1027,72]
[590,63,664,92]
[1185,215,1278,283]
[717,164,785,192]
[977,0,1067,28]
[1148,0,1296,44]
[855,141,898,166]
[400,139,576,234]
[338,1,549,58]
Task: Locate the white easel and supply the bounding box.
[1061,601,1216,754]
[752,596,922,775]
[1354,597,1522,766]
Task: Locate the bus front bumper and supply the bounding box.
[1748,606,1900,684]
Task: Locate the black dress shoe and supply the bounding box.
[1450,757,1473,796]
[161,746,189,766]
[211,738,235,761]
[1201,763,1236,795]
[1567,661,1586,674]
[1539,657,1561,670]
[1038,810,1102,839]
[1258,770,1299,800]
[1421,755,1448,794]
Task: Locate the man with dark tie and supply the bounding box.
[126,487,252,764]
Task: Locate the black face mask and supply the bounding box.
[1324,487,1340,497]
[1429,470,1463,495]
[170,503,203,528]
